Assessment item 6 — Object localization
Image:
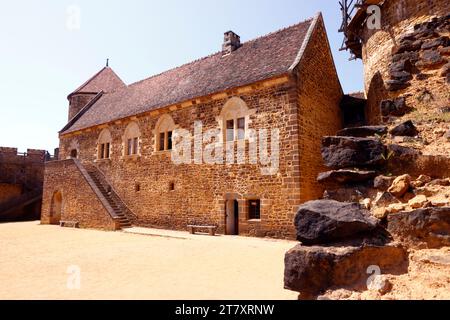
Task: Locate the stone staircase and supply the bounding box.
[85,167,135,229]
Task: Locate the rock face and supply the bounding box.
[380,97,409,117]
[317,170,377,184]
[294,200,379,245]
[387,207,450,248]
[336,126,387,138]
[387,174,412,198]
[408,195,428,208]
[284,242,408,297]
[373,191,401,207]
[389,120,419,137]
[374,175,396,191]
[321,137,385,169]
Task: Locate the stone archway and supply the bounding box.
[50,191,63,225]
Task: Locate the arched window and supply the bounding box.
[219,97,254,142]
[97,128,112,159]
[123,121,141,156]
[154,114,176,152]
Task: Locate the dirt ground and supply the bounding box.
[0,221,298,300]
[320,247,450,300]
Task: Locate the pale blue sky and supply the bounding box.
[0,0,363,152]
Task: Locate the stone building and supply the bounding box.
[41,13,344,238]
[340,0,449,124]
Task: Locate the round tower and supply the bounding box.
[66,66,126,121]
[341,0,449,124]
[67,92,98,120]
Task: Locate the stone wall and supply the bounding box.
[0,183,22,204]
[57,82,301,238]
[295,16,344,202]
[0,147,46,189]
[360,0,449,124]
[41,159,117,230]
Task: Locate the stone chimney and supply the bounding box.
[222,31,241,55]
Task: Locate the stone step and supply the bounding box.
[336,125,387,138]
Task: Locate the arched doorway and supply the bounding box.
[50,191,62,225]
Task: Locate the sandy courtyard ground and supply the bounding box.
[0,221,298,300]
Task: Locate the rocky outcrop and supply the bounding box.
[294,200,379,245]
[387,207,450,248]
[389,120,419,137]
[284,242,408,298]
[317,170,377,184]
[387,16,450,92]
[336,126,387,138]
[380,97,409,118]
[374,175,396,191]
[321,136,385,169]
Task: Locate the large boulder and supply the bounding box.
[387,207,450,248]
[294,200,379,245]
[336,126,388,138]
[317,170,377,184]
[284,242,408,298]
[321,136,386,169]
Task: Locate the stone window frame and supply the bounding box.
[122,121,141,158]
[247,198,261,221]
[96,128,112,161]
[153,114,178,153]
[217,97,256,143]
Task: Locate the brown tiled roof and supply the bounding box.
[62,16,316,133]
[68,67,125,97]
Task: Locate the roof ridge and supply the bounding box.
[70,67,108,95]
[127,17,315,89]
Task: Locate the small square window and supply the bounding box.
[248,199,261,220]
[105,143,110,158]
[169,182,175,191]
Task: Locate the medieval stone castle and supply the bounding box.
[34,0,448,239]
